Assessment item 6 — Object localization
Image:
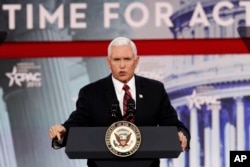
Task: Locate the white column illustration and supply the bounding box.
[189,106,200,167]
[224,117,236,167]
[170,109,185,167]
[209,103,221,167]
[204,112,211,167]
[2,59,85,167]
[172,152,185,167]
[0,88,17,167]
[186,90,201,167]
[235,96,245,150]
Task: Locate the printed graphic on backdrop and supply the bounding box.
[5,62,42,88]
[0,1,250,167]
[0,0,249,41]
[237,26,250,52]
[0,31,7,43]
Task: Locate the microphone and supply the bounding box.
[126,98,136,119]
[110,100,119,119]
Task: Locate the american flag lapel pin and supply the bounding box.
[139,94,143,98]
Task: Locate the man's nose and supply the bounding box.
[119,60,125,67]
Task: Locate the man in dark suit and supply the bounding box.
[49,37,190,167]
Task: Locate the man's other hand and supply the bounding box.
[49,124,66,140]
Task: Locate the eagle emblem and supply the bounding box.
[105,121,141,157]
[115,133,132,147]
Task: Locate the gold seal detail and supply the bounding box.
[105,121,141,157]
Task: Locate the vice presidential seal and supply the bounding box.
[105,121,141,157]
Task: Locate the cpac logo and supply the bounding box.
[187,90,220,110]
[5,66,41,87]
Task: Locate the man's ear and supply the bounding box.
[106,57,111,69]
[135,56,140,67]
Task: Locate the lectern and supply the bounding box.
[65,126,182,167]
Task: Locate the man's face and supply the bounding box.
[107,45,139,83]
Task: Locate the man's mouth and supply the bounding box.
[119,71,126,76]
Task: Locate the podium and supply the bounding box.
[65,126,182,167]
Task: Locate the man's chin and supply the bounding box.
[117,76,128,83]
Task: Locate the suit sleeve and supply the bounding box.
[51,87,93,148]
[158,83,191,150]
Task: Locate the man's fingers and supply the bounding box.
[49,128,57,139]
[48,125,66,140]
[48,128,55,139]
[56,133,61,141]
[178,131,187,151]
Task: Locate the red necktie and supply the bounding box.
[122,84,135,123]
[123,84,131,115]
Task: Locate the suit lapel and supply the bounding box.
[135,75,144,118]
[104,75,122,118]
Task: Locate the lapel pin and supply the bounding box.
[139,94,143,98]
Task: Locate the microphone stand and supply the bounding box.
[110,100,119,122]
[126,98,136,122]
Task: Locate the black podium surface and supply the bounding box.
[65,126,182,159]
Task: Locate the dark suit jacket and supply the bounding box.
[60,74,190,167]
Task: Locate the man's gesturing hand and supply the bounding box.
[49,124,66,141]
[178,131,188,151]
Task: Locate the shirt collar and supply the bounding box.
[112,75,135,94]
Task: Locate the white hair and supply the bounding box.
[107,37,137,58]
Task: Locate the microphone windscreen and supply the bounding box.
[127,98,135,107]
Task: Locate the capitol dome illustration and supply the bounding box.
[161,0,250,167]
[0,1,249,167]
